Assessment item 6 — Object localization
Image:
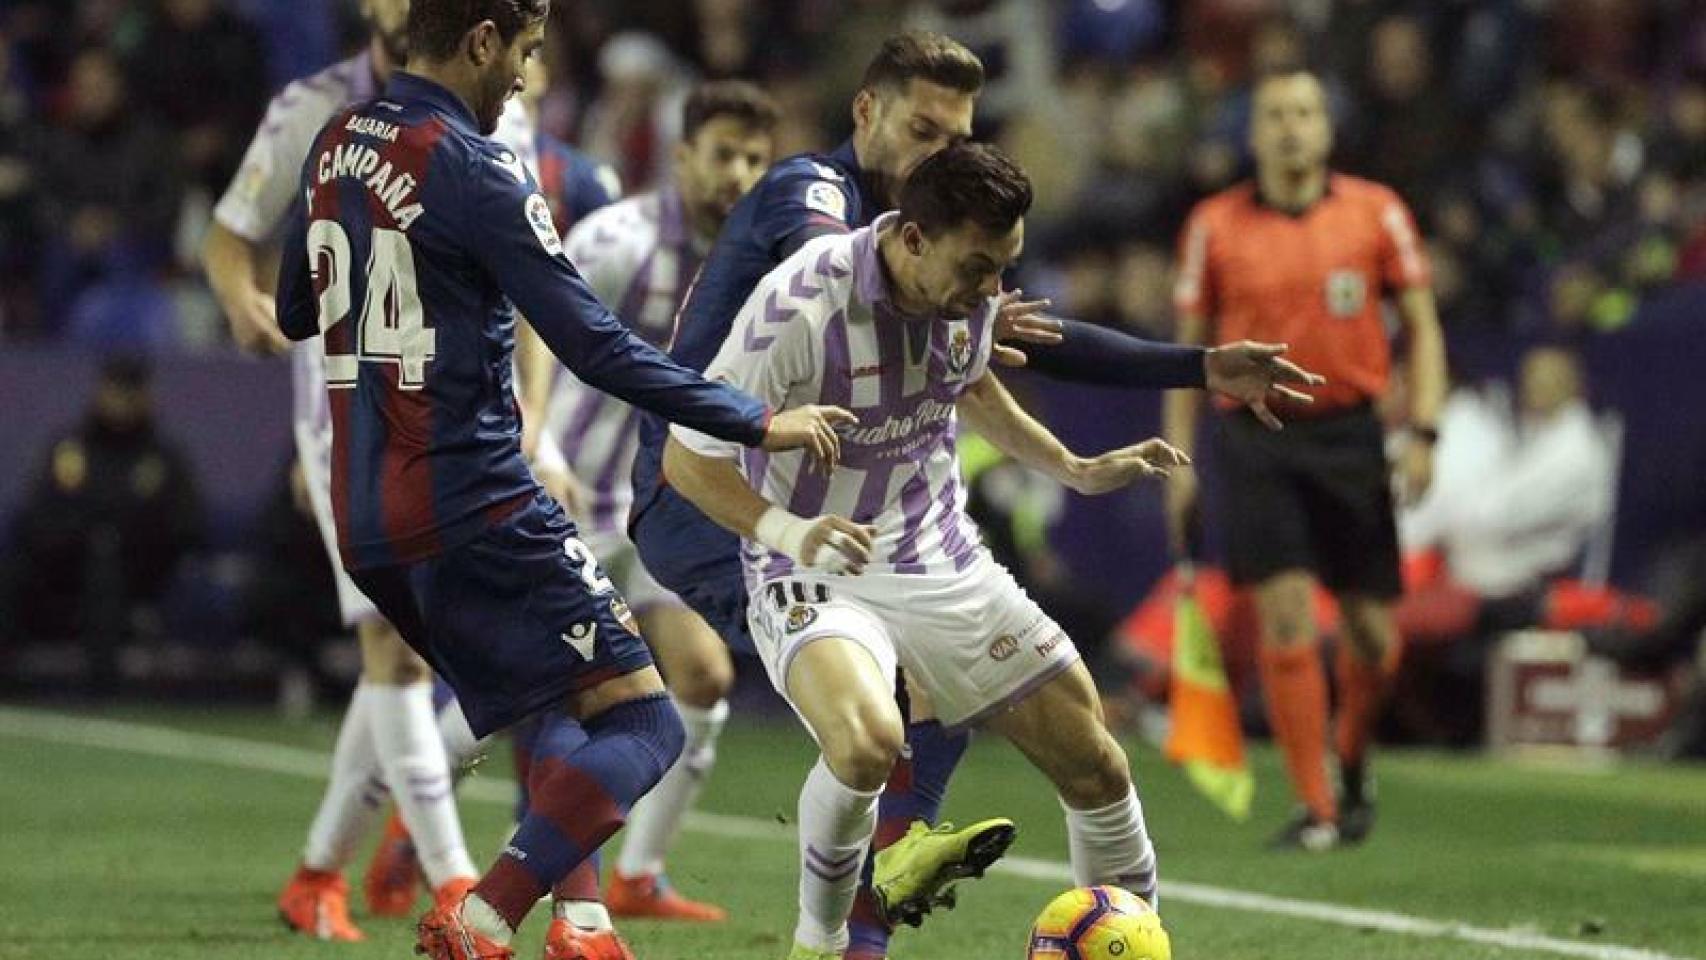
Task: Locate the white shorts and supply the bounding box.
[579,527,683,614]
[747,552,1077,731]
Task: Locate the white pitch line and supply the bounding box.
[0,706,1693,960]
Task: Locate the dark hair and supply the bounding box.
[407,0,549,63]
[859,31,984,97]
[681,80,780,143]
[898,142,1031,238]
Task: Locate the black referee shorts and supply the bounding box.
[1212,405,1402,599]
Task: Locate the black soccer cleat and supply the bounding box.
[1267,809,1340,852]
[1337,760,1377,844]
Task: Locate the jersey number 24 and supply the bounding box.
[309,220,435,390]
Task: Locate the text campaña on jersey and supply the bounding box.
[315,120,424,232]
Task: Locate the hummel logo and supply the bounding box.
[563,622,597,661]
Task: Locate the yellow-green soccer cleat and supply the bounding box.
[785,942,843,960]
[872,817,1018,928]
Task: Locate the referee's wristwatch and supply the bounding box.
[1410,425,1440,445]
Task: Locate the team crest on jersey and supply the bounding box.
[784,604,819,634]
[609,596,640,636]
[1325,270,1367,317]
[944,320,973,380]
[804,181,847,221]
[989,634,1020,662]
[526,193,564,257]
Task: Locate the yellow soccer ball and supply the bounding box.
[1027,886,1171,960]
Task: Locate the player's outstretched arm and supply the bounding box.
[956,371,1189,495]
[994,295,1323,422]
[472,168,774,448]
[993,304,1206,389]
[662,435,874,574]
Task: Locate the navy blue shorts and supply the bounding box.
[630,484,755,656]
[352,492,654,738]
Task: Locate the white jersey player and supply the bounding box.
[665,144,1181,960]
[532,81,779,921]
[200,0,537,938]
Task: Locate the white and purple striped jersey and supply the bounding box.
[544,188,703,536]
[674,212,997,580]
[212,50,536,473]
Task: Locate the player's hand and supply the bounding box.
[1397,440,1435,506]
[1204,341,1324,431]
[1165,469,1200,559]
[763,404,858,470]
[991,288,1061,368]
[537,464,587,519]
[801,515,878,574]
[223,285,290,355]
[1064,439,1190,495]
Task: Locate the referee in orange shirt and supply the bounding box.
[1164,67,1447,850]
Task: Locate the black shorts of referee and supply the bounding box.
[1213,403,1402,599]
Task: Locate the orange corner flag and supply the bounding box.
[1164,568,1254,821]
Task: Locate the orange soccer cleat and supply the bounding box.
[278,865,365,942]
[367,811,425,917]
[415,899,514,960]
[543,919,637,960]
[434,877,479,913]
[606,872,727,923]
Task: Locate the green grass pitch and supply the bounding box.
[0,704,1702,960]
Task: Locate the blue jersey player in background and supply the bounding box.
[629,31,1323,960]
[275,3,851,958]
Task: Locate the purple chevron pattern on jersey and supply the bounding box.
[673,215,997,581]
[545,189,702,535]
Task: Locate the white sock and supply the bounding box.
[460,893,514,945]
[369,682,478,887]
[616,697,729,877]
[794,757,879,953]
[302,682,387,870]
[436,699,489,775]
[552,898,613,931]
[1062,785,1160,909]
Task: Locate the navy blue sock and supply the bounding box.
[474,697,683,930]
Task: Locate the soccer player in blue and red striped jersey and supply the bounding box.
[275,4,850,958]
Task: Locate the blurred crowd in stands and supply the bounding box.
[0,0,1702,346]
